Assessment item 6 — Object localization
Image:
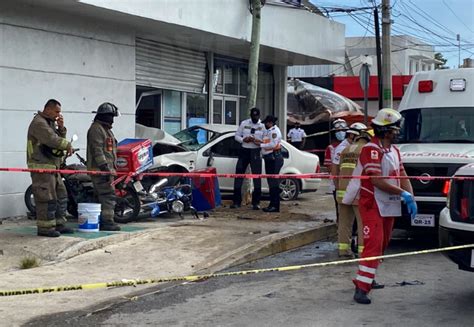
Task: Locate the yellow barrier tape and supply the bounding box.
[1,243,473,297]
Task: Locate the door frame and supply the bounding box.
[212,95,239,125]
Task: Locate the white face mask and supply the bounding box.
[335,131,346,141]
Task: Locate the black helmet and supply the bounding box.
[92,102,120,117]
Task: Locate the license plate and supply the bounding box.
[133,181,144,192]
[411,214,435,227]
[471,250,474,268]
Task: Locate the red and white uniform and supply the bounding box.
[353,137,405,293]
[324,141,340,191]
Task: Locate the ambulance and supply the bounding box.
[397,68,474,231]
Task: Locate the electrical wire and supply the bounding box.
[442,0,474,34]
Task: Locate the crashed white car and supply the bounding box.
[138,124,321,200]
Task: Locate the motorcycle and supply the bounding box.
[25,153,199,223]
[114,177,200,224]
[25,151,141,222]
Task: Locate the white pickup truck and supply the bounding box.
[397,68,474,231]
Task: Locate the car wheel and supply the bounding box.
[279,178,300,201]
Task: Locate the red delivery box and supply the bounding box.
[116,138,154,173]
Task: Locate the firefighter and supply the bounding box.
[352,108,417,305]
[258,115,283,213]
[287,122,306,149]
[87,102,121,231]
[332,122,367,212]
[324,119,348,220]
[231,107,265,210]
[27,99,73,237]
[336,128,373,258]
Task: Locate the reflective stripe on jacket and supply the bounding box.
[336,139,365,203]
[87,121,117,171]
[27,111,69,169]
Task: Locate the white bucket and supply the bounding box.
[78,203,101,232]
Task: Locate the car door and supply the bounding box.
[204,135,240,190]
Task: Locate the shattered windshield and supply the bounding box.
[173,127,222,151]
[399,107,474,144]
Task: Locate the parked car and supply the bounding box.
[139,124,321,201]
[439,163,474,272]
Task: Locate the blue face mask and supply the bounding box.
[335,131,346,141]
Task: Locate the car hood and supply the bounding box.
[135,123,181,145]
[398,143,474,164]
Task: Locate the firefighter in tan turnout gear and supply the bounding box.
[332,122,367,256]
[27,99,74,237]
[87,102,121,231]
[335,128,373,258]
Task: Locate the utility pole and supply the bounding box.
[374,7,383,110]
[382,0,392,108]
[457,34,461,68]
[242,0,263,205]
[247,0,263,109]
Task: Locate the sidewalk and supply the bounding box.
[0,192,336,326]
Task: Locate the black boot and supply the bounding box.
[100,222,121,231]
[56,225,74,234]
[353,288,371,304]
[371,280,385,289]
[37,229,61,237]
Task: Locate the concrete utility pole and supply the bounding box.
[247,0,262,109]
[382,0,392,108]
[374,7,383,110]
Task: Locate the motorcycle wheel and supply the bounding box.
[24,185,36,215]
[114,187,141,224]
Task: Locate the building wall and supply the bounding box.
[79,0,345,65]
[0,4,136,217]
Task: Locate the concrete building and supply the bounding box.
[288,35,440,115]
[0,0,344,218]
[289,35,439,78]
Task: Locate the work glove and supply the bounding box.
[401,191,418,219]
[99,163,110,172]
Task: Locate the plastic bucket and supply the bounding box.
[77,203,101,232]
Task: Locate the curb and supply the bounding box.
[195,222,337,274]
[56,230,153,261]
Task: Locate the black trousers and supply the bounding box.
[264,153,284,210]
[233,148,262,206]
[290,141,303,150]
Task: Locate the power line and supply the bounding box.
[442,0,474,34]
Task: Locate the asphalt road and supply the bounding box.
[30,232,474,327]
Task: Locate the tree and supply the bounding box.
[434,52,449,70]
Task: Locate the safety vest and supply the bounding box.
[336,140,365,203]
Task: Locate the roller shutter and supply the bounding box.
[136,38,206,93]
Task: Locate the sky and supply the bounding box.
[310,0,474,68]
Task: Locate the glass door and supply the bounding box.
[213,96,239,125]
[213,98,223,124]
[224,97,238,125]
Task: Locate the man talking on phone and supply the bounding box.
[27,99,73,237]
[231,107,265,210]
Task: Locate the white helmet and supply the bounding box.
[331,118,348,131]
[372,108,402,128]
[346,122,367,136]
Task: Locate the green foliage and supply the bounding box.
[19,256,40,269]
[434,53,449,69]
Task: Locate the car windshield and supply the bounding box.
[173,127,223,151]
[399,107,474,144]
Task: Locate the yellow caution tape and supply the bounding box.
[1,243,473,297]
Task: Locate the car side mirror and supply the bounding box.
[207,152,214,167]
